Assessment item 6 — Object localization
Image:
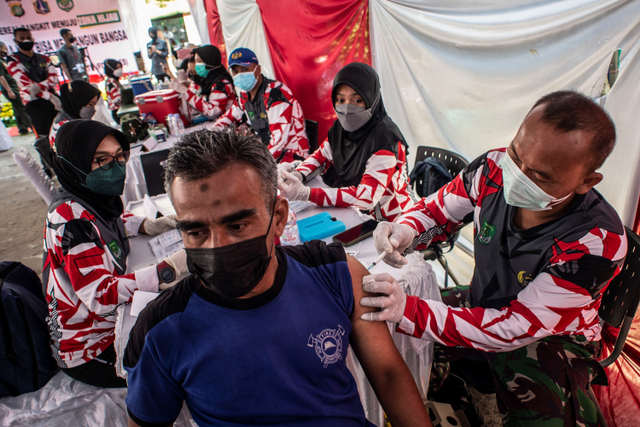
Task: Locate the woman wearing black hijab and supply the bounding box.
[42,120,187,387]
[48,80,101,146]
[168,44,236,120]
[104,59,123,124]
[278,63,414,222]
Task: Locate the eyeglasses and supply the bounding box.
[92,151,130,170]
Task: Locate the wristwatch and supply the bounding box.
[158,264,176,283]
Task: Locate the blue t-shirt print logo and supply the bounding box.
[308,325,345,368]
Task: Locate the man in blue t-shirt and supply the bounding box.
[123,129,431,427]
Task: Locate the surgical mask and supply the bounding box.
[233,70,258,92]
[499,153,571,211]
[61,156,127,196]
[186,202,275,299]
[113,69,123,78]
[195,63,209,78]
[79,106,95,119]
[16,40,34,51]
[69,36,76,43]
[335,94,379,132]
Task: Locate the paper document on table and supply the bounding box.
[288,200,313,214]
[131,291,160,317]
[143,194,159,219]
[149,229,184,263]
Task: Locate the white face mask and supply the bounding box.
[499,152,571,211]
[79,106,96,119]
[113,69,123,78]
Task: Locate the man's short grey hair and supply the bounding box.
[164,128,277,209]
[0,42,6,49]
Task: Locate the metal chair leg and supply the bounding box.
[437,254,462,288]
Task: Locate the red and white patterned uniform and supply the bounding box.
[297,140,414,222]
[184,78,235,119]
[105,76,121,111]
[48,114,69,147]
[395,148,627,352]
[213,79,309,163]
[43,200,158,368]
[6,53,58,103]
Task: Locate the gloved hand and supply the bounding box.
[171,78,188,94]
[176,69,188,83]
[159,249,188,290]
[28,83,42,97]
[141,215,178,236]
[373,222,416,268]
[277,163,303,185]
[360,273,407,323]
[278,171,310,201]
[49,94,62,111]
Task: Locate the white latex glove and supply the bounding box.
[49,94,62,111]
[277,171,310,201]
[142,215,177,236]
[176,69,188,83]
[277,163,303,185]
[360,273,407,323]
[373,222,417,268]
[171,79,188,94]
[28,83,42,97]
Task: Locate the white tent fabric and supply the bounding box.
[118,0,153,73]
[370,0,640,225]
[186,0,211,45]
[216,0,276,79]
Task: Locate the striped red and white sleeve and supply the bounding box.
[296,138,332,177]
[397,149,504,247]
[185,79,236,120]
[106,77,121,111]
[308,149,397,212]
[211,98,244,129]
[45,202,158,318]
[265,83,309,162]
[397,227,627,351]
[6,55,58,102]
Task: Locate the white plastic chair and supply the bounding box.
[13,148,57,205]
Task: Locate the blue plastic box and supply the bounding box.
[130,76,153,96]
[298,212,346,242]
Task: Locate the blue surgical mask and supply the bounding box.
[195,63,209,78]
[233,70,258,92]
[499,153,571,211]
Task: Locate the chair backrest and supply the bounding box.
[13,148,57,205]
[140,148,171,197]
[305,119,319,154]
[599,227,640,328]
[33,137,54,172]
[412,146,468,199]
[414,146,468,179]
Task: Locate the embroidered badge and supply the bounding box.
[517,271,533,288]
[478,220,496,245]
[231,51,242,60]
[308,325,345,368]
[107,239,122,260]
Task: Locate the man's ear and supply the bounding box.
[575,171,603,195]
[273,197,289,239]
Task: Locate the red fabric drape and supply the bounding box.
[255,0,370,144]
[202,0,228,68]
[593,311,640,426]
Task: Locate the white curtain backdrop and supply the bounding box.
[216,0,275,79]
[118,0,153,73]
[370,0,640,225]
[186,0,211,45]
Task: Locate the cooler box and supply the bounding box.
[130,76,153,96]
[135,89,189,129]
[297,212,346,242]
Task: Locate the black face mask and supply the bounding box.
[17,40,34,51]
[69,36,76,43]
[186,201,276,299]
[0,52,6,58]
